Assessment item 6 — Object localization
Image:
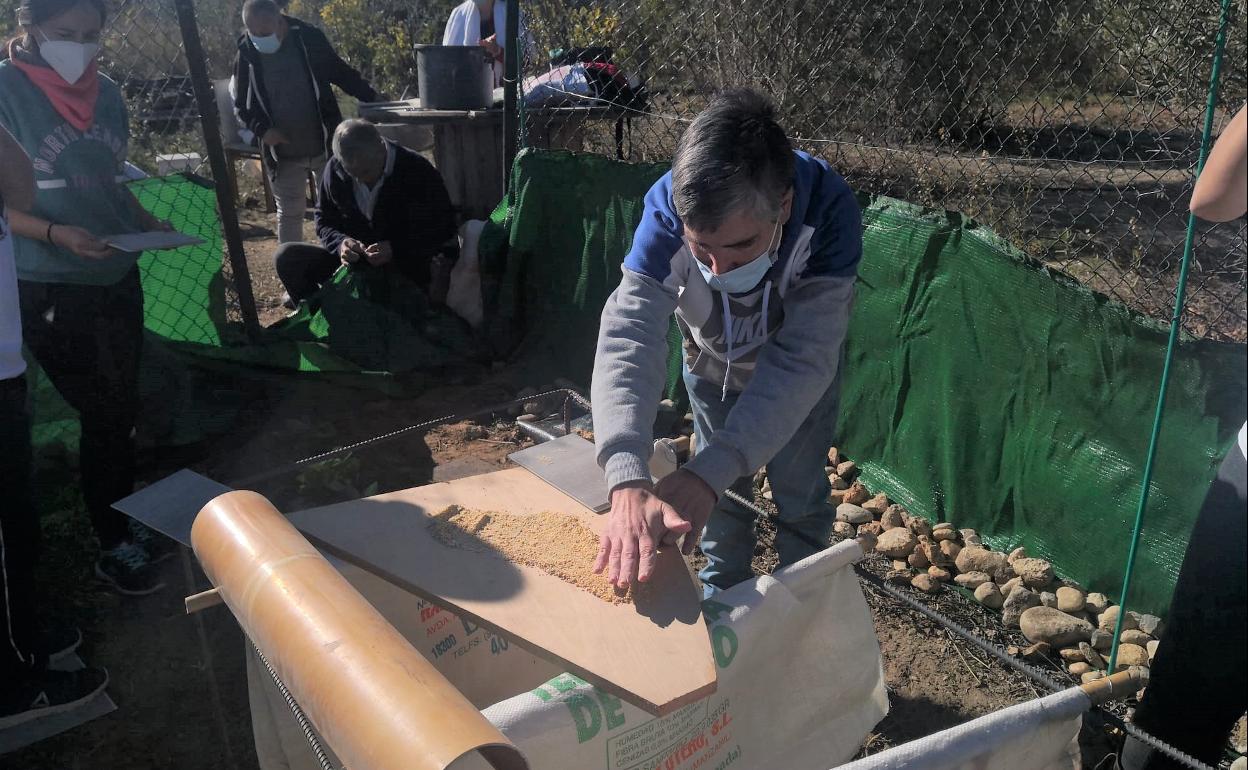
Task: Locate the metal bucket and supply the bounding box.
[415,44,493,110]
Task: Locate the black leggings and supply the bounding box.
[0,376,38,679]
[18,269,143,551]
[1121,438,1247,769]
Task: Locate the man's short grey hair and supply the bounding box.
[332,119,386,167]
[242,0,280,21]
[670,89,793,232]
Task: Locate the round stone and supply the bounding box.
[836,503,873,525]
[1056,586,1086,613]
[1019,606,1094,647]
[875,527,919,559]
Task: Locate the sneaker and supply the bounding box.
[128,520,178,564]
[95,542,165,596]
[0,666,109,731]
[43,625,83,665]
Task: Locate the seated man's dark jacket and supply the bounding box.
[314,142,456,290]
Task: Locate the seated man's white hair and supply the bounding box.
[332,119,386,167]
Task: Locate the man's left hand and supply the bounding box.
[365,241,393,266]
[654,469,717,555]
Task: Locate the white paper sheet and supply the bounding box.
[102,231,204,252]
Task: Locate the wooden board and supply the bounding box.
[287,467,716,716]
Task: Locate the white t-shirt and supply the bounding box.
[1238,422,1246,460]
[0,211,24,380]
[351,141,396,223]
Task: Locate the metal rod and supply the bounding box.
[252,641,339,770]
[173,0,261,338]
[226,388,585,489]
[1106,0,1233,675]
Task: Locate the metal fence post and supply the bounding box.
[173,0,261,338]
[503,0,520,187]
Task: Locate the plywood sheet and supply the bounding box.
[288,467,716,716]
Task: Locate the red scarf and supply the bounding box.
[9,43,100,132]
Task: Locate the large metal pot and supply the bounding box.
[415,44,494,110]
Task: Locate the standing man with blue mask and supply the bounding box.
[232,0,380,246]
[591,89,862,596]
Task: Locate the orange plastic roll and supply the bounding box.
[192,491,527,770]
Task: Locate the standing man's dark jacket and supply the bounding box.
[232,16,379,178]
[315,142,456,291]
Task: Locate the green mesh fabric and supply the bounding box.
[843,198,1245,614]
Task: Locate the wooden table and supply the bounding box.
[361,100,629,221]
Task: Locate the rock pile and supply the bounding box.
[781,448,1169,686]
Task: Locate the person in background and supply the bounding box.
[1119,103,1247,770]
[274,119,456,305]
[233,0,381,246]
[590,89,862,594]
[0,0,175,595]
[0,121,108,733]
[443,0,530,88]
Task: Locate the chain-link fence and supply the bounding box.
[517,0,1247,343]
[3,0,1242,339]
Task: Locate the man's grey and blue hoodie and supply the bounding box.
[591,150,863,496]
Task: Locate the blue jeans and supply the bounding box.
[684,365,842,596]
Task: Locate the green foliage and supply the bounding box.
[527,1,626,61]
[294,452,380,500]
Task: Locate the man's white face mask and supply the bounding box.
[692,220,780,294]
[36,26,99,85]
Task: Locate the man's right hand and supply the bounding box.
[594,480,692,588]
[479,34,503,60]
[338,237,366,264]
[261,128,289,146]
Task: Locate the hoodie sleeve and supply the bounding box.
[682,172,862,495]
[232,50,271,141]
[592,174,683,489]
[314,163,350,255]
[308,27,379,102]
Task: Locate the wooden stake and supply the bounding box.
[1080,667,1148,705]
[184,587,224,614]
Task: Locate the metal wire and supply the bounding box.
[227,388,589,489]
[250,640,341,770]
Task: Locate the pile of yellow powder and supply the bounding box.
[429,505,645,605]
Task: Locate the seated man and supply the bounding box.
[275,119,456,305]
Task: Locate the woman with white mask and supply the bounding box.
[0,0,171,596]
